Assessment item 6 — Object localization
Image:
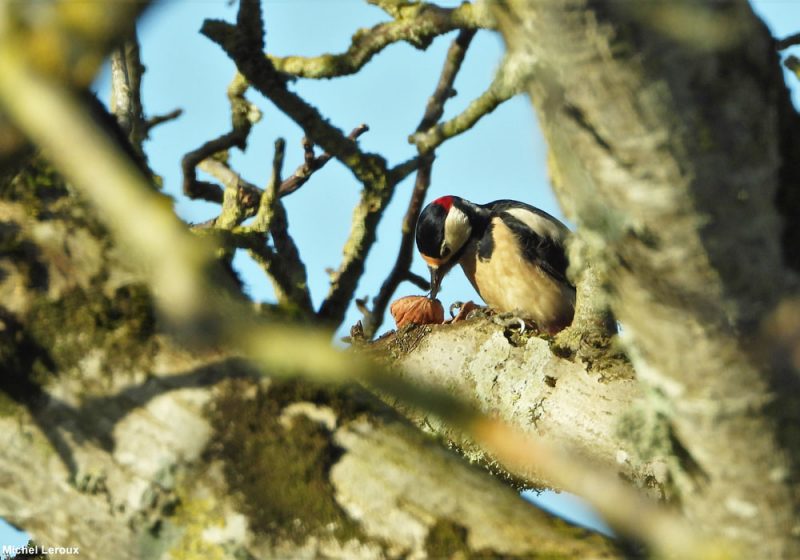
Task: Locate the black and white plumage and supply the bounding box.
[415,195,575,333]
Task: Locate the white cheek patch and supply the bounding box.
[443,206,471,256]
[504,207,567,242]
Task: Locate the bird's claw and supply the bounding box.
[492,312,528,334]
[449,300,482,322]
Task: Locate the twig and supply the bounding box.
[785,55,800,80]
[268,3,492,79]
[405,271,429,291]
[364,29,476,338]
[194,124,370,231]
[777,32,800,50]
[197,158,261,219]
[388,154,423,185]
[252,138,285,232]
[252,140,313,313]
[200,149,313,313]
[145,108,183,133]
[181,73,261,203]
[203,0,404,326]
[410,55,521,154]
[279,124,369,197]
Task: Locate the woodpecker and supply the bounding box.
[415,195,575,333]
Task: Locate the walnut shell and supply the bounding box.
[390,296,444,328]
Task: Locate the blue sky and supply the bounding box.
[1,0,798,550]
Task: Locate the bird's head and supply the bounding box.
[415,195,474,298]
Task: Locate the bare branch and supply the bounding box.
[269,2,493,79]
[201,1,504,328]
[203,17,387,185]
[181,73,261,203]
[144,108,183,132]
[200,150,313,313]
[405,270,430,291]
[251,138,285,232]
[410,55,521,154]
[777,31,800,50]
[279,124,369,197]
[364,29,476,338]
[194,124,370,231]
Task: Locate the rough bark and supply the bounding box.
[0,161,621,559]
[370,320,669,495]
[493,0,800,556]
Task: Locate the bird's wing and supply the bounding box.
[486,200,570,240]
[486,203,572,287]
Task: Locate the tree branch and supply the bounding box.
[198,151,313,313]
[409,54,522,153]
[181,73,261,203]
[363,29,477,338]
[250,139,314,312]
[202,19,387,187]
[279,124,369,197]
[268,2,493,79]
[110,32,147,159]
[144,108,183,133]
[203,4,410,326]
[777,31,800,50]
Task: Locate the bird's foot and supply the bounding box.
[448,300,484,322]
[491,311,531,334]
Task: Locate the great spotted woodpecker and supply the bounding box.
[415,195,575,333]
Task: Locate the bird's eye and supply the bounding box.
[441,246,451,258]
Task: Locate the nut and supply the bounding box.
[390,296,444,328]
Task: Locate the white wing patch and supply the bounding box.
[504,207,566,241]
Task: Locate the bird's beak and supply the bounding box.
[429,266,444,299]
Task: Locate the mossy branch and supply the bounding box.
[251,139,313,313]
[194,125,370,232]
[202,19,387,187]
[268,2,493,79]
[199,152,313,313]
[181,73,261,203]
[202,1,408,326]
[409,55,521,153]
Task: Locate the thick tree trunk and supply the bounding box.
[0,161,620,558]
[493,0,800,556]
